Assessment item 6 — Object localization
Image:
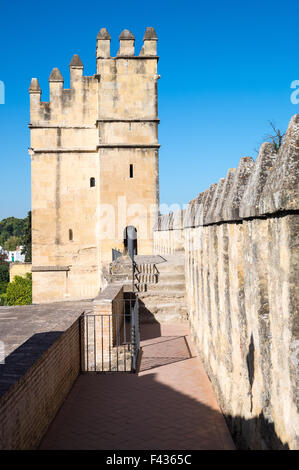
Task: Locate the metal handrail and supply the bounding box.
[131,296,140,372]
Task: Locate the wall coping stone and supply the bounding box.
[93,284,123,304]
[0,300,92,399]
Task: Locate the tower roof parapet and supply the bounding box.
[143,27,158,41]
[97,28,111,40]
[29,78,41,94]
[119,29,135,40]
[69,54,83,68]
[49,68,64,82]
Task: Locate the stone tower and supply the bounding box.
[29,27,160,303]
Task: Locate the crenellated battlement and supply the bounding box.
[29,59,98,129]
[154,114,299,231]
[29,27,160,156]
[29,27,159,129]
[96,27,158,60]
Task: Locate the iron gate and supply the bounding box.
[81,297,140,373]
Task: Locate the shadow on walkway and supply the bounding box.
[1,322,289,450]
[39,370,235,450]
[138,334,195,372]
[39,323,235,450]
[38,321,289,450]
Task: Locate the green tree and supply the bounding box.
[0,283,8,295]
[5,273,32,306]
[0,293,7,306]
[0,265,9,283]
[0,252,9,295]
[0,249,8,264]
[3,235,21,251]
[21,211,32,262]
[0,217,26,247]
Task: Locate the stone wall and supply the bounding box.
[153,115,299,449]
[9,262,32,282]
[0,301,91,449]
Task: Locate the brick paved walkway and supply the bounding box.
[40,323,235,450]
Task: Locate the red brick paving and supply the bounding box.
[39,323,235,450]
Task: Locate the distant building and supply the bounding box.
[0,246,25,263]
[7,248,25,263]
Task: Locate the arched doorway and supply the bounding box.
[124,226,137,258]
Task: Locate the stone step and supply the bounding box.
[138,290,185,300]
[139,301,188,314]
[146,282,185,292]
[132,281,186,293]
[111,273,132,281]
[157,272,185,282]
[140,310,188,324]
[156,264,185,274]
[111,254,188,323]
[139,304,189,323]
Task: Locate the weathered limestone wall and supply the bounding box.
[154,115,299,449]
[30,149,99,302]
[9,263,32,282]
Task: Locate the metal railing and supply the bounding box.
[81,297,140,373]
[131,296,140,372]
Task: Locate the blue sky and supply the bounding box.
[0,0,298,219]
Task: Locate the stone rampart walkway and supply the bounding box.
[40,323,235,450]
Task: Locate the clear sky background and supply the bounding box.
[0,0,298,219]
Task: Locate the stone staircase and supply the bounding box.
[109,254,188,323]
[138,254,188,323]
